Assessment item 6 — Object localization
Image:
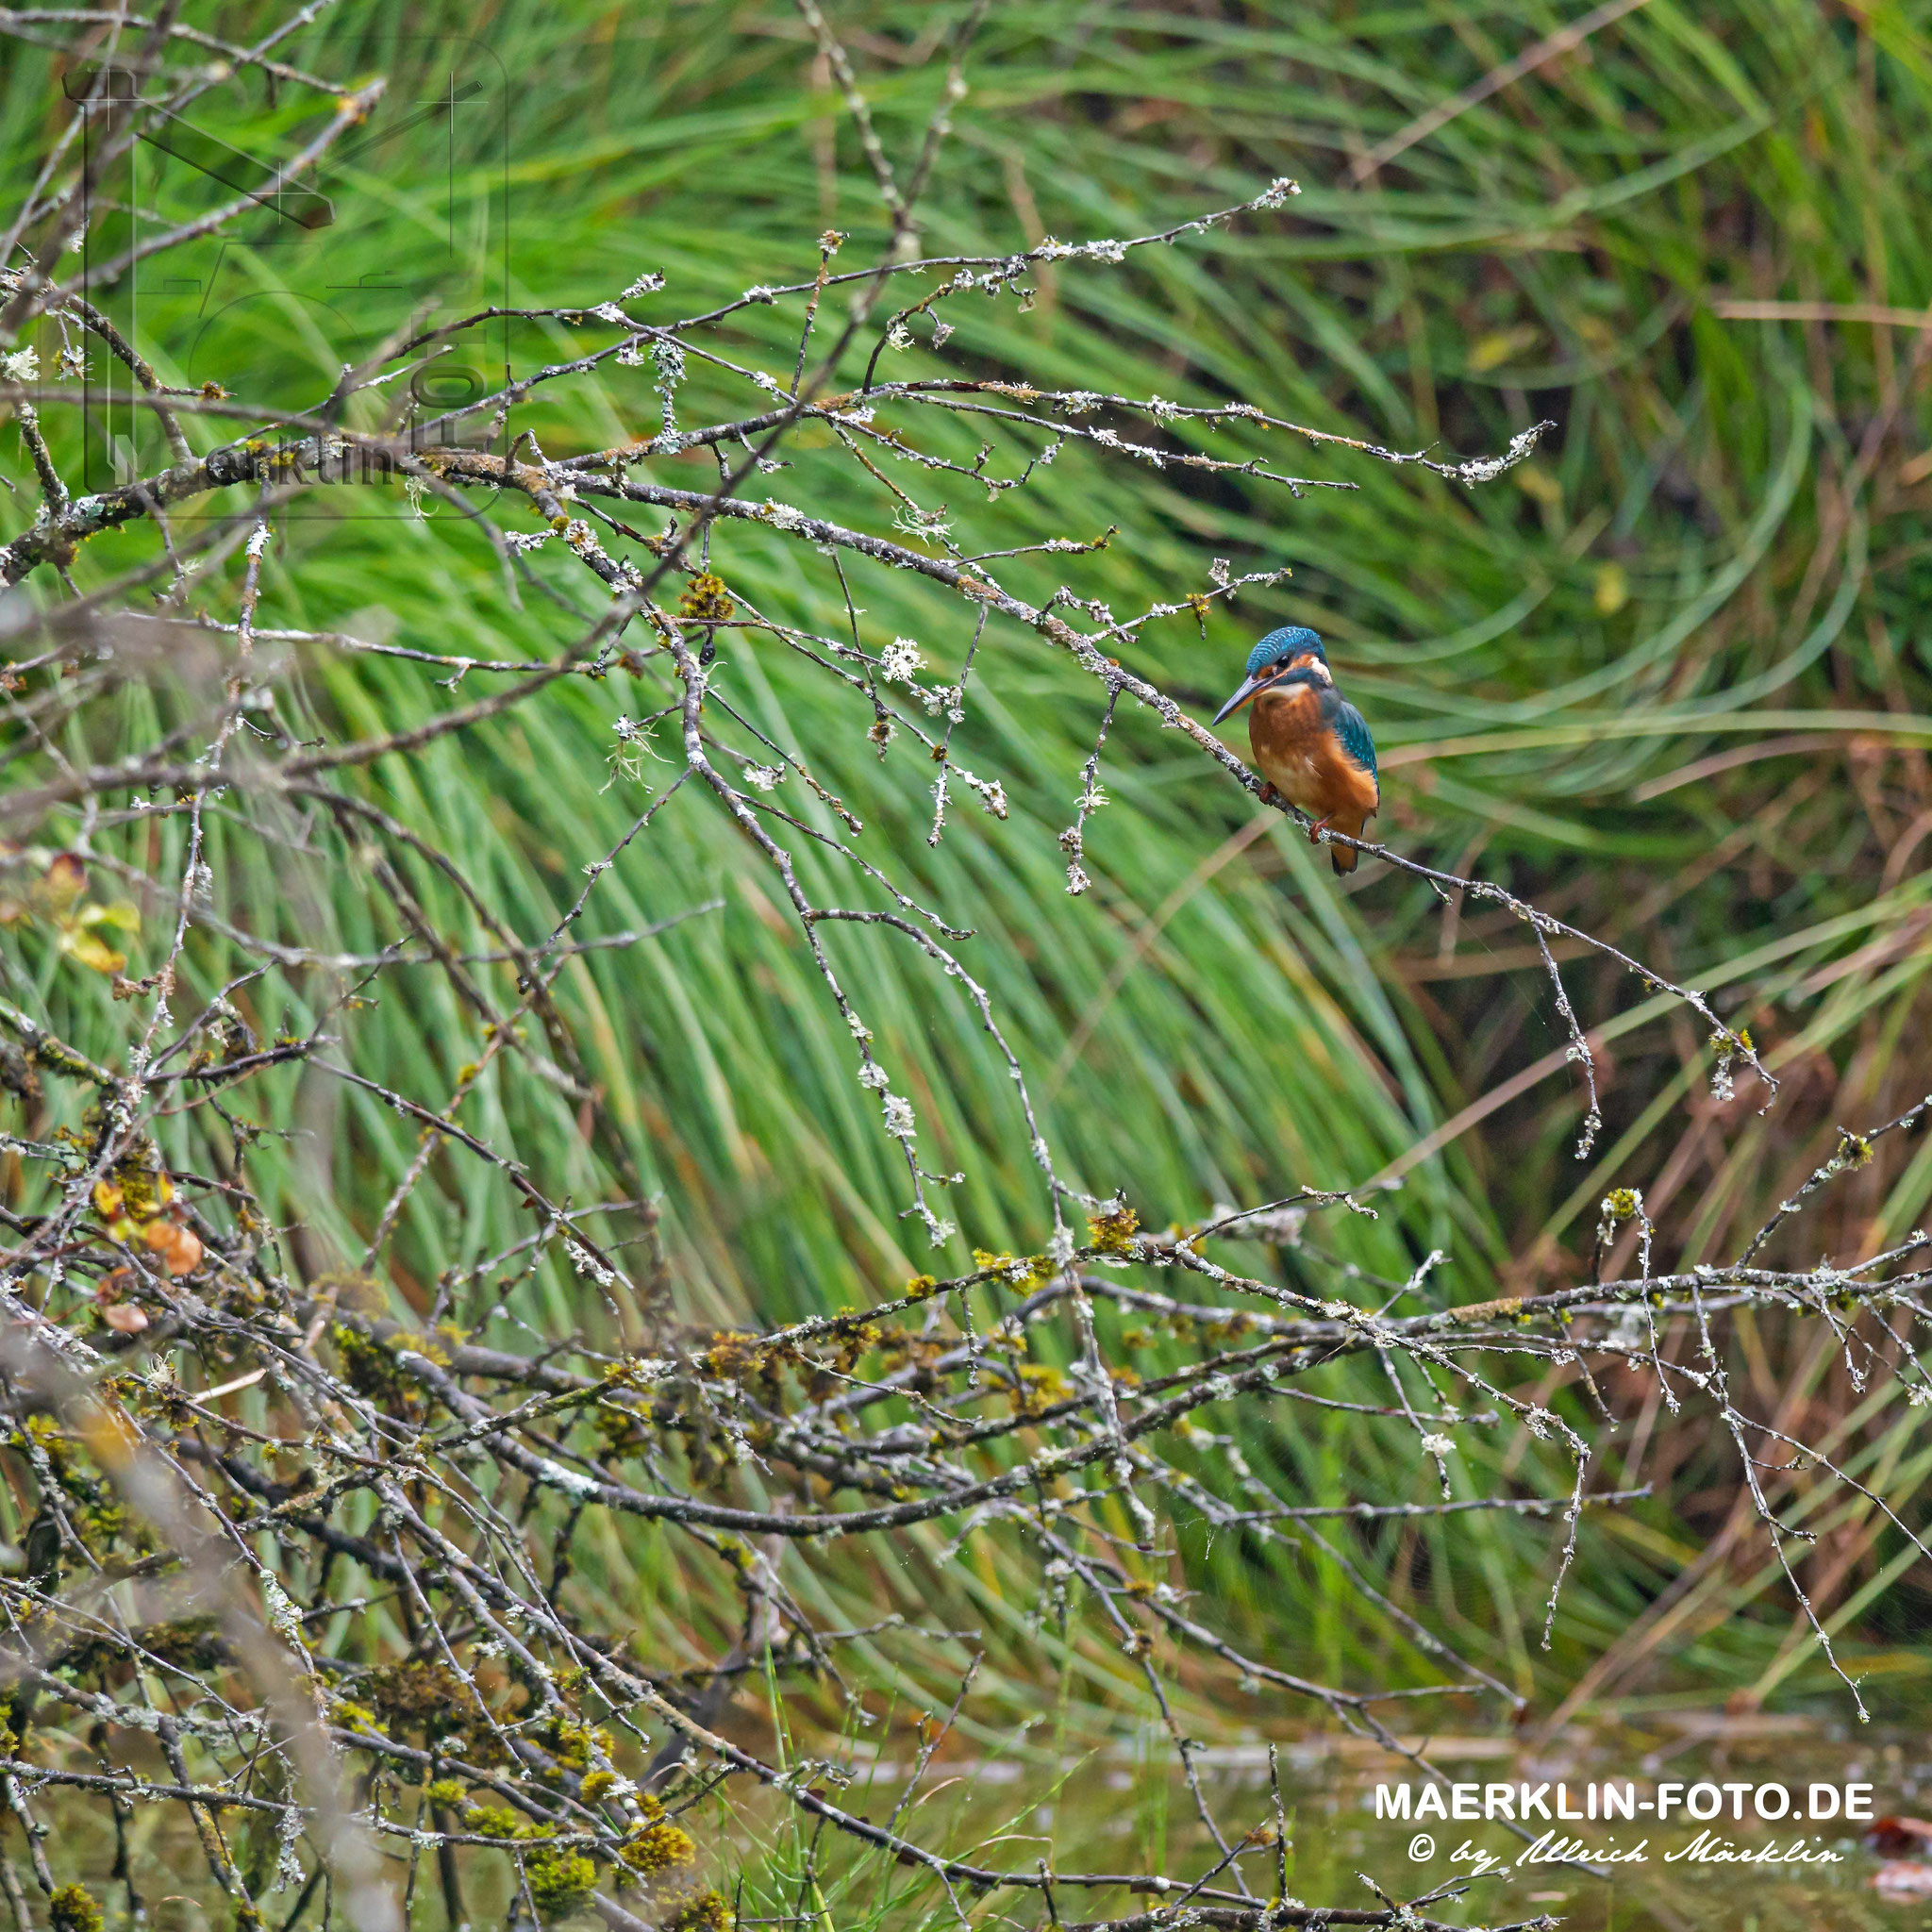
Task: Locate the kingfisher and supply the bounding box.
[1210,626,1379,875]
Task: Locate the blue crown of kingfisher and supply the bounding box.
[1245,625,1326,676]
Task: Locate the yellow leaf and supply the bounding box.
[1514,464,1562,507]
[59,926,126,975]
[1467,325,1541,374]
[80,900,142,933]
[1593,561,1629,616]
[34,853,88,917]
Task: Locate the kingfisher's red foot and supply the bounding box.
[1258,782,1285,809]
[1307,814,1333,846]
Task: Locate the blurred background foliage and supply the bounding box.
[5,0,1931,1730]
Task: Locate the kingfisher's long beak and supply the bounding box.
[1211,673,1266,726]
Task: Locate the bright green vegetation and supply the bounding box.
[4,0,1930,1735]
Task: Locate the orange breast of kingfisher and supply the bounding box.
[1249,685,1379,828]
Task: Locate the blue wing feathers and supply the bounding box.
[1334,698,1377,778]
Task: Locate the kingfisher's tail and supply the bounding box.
[1329,810,1373,875]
